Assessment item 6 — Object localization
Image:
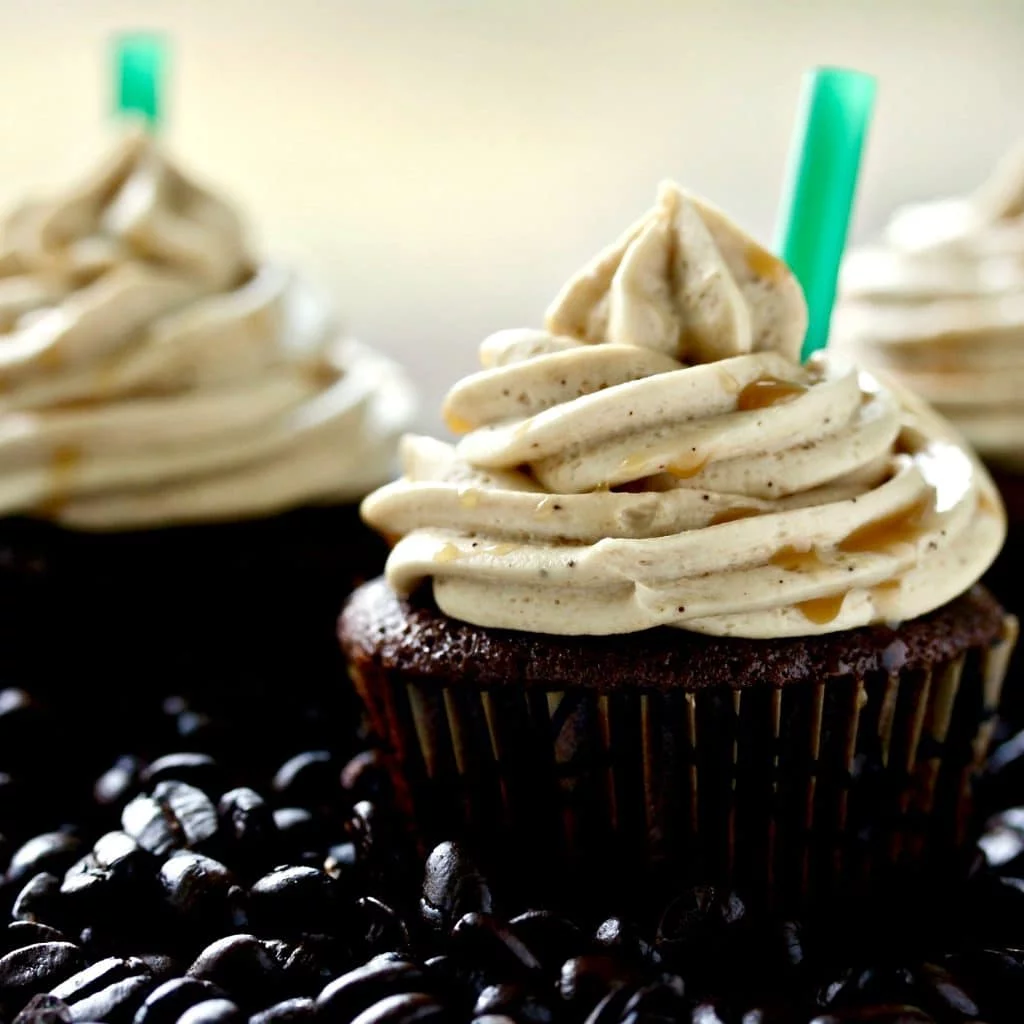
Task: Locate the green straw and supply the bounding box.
[113,32,167,130]
[773,66,876,362]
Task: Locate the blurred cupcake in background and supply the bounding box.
[342,182,1014,907]
[834,143,1024,642]
[0,130,414,721]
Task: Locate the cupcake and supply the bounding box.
[341,182,1014,906]
[835,144,1024,719]
[0,131,414,722]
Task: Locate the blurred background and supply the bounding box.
[0,0,1021,432]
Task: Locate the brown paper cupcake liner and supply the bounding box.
[350,613,1017,906]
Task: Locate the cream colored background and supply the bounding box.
[0,0,1021,432]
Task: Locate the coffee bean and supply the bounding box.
[450,913,542,979]
[472,1017,516,1024]
[65,975,156,1024]
[176,999,242,1024]
[340,751,394,808]
[420,843,493,932]
[12,994,71,1024]
[580,987,633,1024]
[247,997,316,1024]
[0,942,84,1009]
[592,917,659,966]
[618,979,686,1022]
[133,978,225,1024]
[94,758,145,811]
[187,935,279,1009]
[3,921,67,953]
[271,810,321,855]
[506,911,584,971]
[153,783,219,852]
[807,1007,935,1024]
[691,1005,730,1024]
[272,753,336,806]
[217,790,277,870]
[353,897,409,957]
[558,955,641,1008]
[473,983,555,1023]
[7,834,84,887]
[160,853,237,930]
[121,797,182,859]
[51,957,137,1002]
[262,936,344,997]
[248,866,336,937]
[348,993,446,1024]
[316,959,430,1021]
[12,872,62,926]
[144,755,222,795]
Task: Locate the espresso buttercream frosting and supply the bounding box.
[363,183,1003,638]
[836,143,1024,472]
[0,131,413,529]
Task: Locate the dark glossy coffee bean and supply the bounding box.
[943,947,1024,1014]
[248,866,336,937]
[450,913,543,979]
[592,917,659,966]
[3,921,67,953]
[144,755,222,795]
[325,843,358,880]
[94,758,145,810]
[558,955,641,1008]
[131,956,178,982]
[473,1017,516,1024]
[271,809,322,853]
[422,953,489,1006]
[272,752,336,806]
[691,1006,729,1024]
[217,790,277,864]
[51,957,137,1002]
[64,975,156,1024]
[263,935,345,996]
[176,999,242,1024]
[133,978,225,1024]
[93,831,150,881]
[160,853,237,928]
[0,942,85,1008]
[914,962,978,1018]
[316,959,430,1021]
[248,997,316,1024]
[473,983,555,1023]
[618,979,686,1022]
[807,1007,935,1024]
[505,911,584,971]
[420,842,493,932]
[348,993,445,1024]
[580,987,633,1024]
[354,897,410,956]
[12,872,62,925]
[153,782,219,851]
[341,751,394,807]
[187,935,279,1008]
[121,796,182,859]
[7,834,84,886]
[12,994,71,1024]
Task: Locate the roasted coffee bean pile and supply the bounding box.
[4,685,1024,1024]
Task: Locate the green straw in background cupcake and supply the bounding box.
[340,67,1016,908]
[0,35,415,730]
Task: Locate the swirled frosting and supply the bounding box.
[835,143,1024,472]
[0,131,414,530]
[363,183,1004,638]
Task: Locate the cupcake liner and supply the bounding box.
[349,612,1018,905]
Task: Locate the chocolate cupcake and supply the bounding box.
[0,131,414,718]
[341,183,1014,905]
[835,144,1024,720]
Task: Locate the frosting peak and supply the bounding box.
[366,183,1003,639]
[545,182,808,364]
[0,132,413,529]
